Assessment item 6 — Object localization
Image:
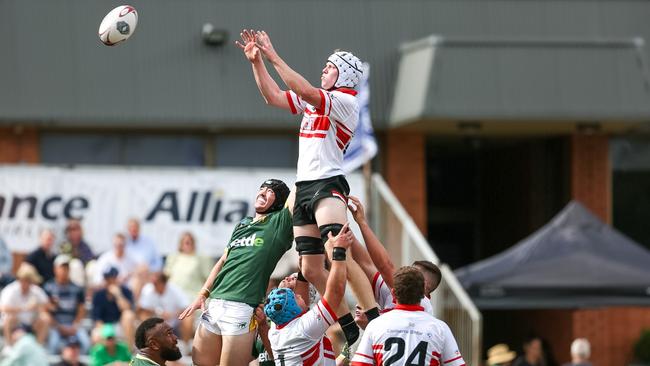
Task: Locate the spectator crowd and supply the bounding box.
[0,219,215,366]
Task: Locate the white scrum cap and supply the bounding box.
[327,51,363,89]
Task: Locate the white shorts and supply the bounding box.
[200,298,256,336]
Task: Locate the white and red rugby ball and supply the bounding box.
[98,5,138,46]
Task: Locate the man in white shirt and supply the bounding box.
[126,218,162,272]
[237,28,373,347]
[351,267,465,366]
[138,272,192,353]
[92,233,137,288]
[0,263,50,345]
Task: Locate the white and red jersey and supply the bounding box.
[268,298,338,366]
[351,304,465,366]
[285,88,359,182]
[372,272,433,315]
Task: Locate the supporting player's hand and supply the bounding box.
[235,29,260,63]
[254,305,268,329]
[178,294,207,320]
[255,31,280,63]
[327,222,353,251]
[347,196,367,225]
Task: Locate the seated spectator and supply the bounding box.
[89,324,131,366]
[26,228,56,284]
[562,338,592,366]
[92,266,136,349]
[43,255,91,354]
[0,324,49,366]
[92,233,137,288]
[53,336,87,366]
[0,263,50,345]
[0,236,14,290]
[487,343,517,366]
[163,232,213,301]
[60,219,95,265]
[138,272,191,354]
[126,218,162,272]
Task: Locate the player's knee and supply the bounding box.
[319,223,343,245]
[295,236,324,255]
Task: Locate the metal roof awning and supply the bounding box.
[390,35,650,133]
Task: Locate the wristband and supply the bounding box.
[200,287,210,298]
[296,271,307,283]
[332,247,347,261]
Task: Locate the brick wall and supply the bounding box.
[569,134,610,223]
[0,126,39,163]
[574,307,650,366]
[384,132,427,233]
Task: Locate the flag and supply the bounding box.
[343,63,378,172]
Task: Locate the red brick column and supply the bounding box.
[384,132,427,234]
[573,307,650,366]
[569,135,610,223]
[0,126,40,163]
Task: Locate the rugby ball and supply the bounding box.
[98,5,138,46]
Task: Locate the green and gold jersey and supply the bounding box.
[210,207,293,306]
[129,354,161,366]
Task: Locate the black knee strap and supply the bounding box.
[319,223,344,245]
[295,236,324,255]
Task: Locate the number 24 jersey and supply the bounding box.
[351,304,465,366]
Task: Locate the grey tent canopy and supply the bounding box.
[454,201,650,309]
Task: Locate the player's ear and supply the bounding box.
[148,338,160,351]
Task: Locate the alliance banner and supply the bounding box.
[0,166,365,256]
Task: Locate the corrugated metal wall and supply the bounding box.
[2,0,650,128]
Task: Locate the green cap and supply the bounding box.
[101,324,116,339]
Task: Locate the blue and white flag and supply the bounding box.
[344,63,378,172]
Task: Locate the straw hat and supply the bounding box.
[15,263,43,284]
[487,344,516,365]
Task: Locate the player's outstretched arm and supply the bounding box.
[348,196,396,288]
[255,31,322,108]
[322,223,353,308]
[235,29,290,111]
[350,235,378,283]
[178,250,227,320]
[344,238,378,314]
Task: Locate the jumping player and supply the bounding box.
[236,29,374,343]
[350,267,465,366]
[264,224,354,366]
[178,179,292,366]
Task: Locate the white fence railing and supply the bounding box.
[370,174,482,366]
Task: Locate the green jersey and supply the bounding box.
[90,342,132,366]
[210,207,293,306]
[129,354,160,366]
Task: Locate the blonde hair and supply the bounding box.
[178,232,196,253]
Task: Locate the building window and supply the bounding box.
[40,132,205,166]
[214,135,297,168]
[611,137,650,250]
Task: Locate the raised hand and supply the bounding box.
[347,196,367,225]
[327,222,353,251]
[255,31,279,62]
[179,294,207,320]
[235,29,260,63]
